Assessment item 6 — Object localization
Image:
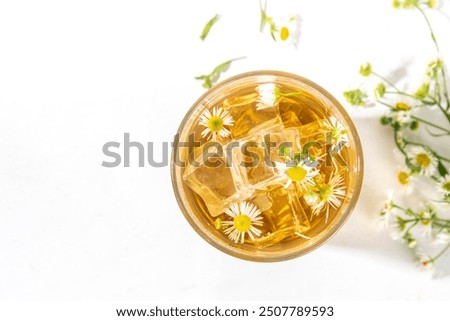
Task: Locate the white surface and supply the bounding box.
[1,0,450,300]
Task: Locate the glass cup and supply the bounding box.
[171,71,363,262]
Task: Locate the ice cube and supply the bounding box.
[281,110,302,128]
[278,98,303,128]
[297,118,327,142]
[267,186,310,230]
[223,100,283,140]
[183,144,253,217]
[230,133,280,191]
[262,128,302,164]
[251,185,310,248]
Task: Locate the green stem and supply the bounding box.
[372,72,401,92]
[403,139,450,163]
[442,68,450,109]
[384,91,435,105]
[415,4,450,110]
[384,90,416,99]
[259,0,267,32]
[404,221,419,236]
[392,204,409,212]
[431,241,450,262]
[415,4,440,53]
[433,221,450,229]
[377,99,394,109]
[410,115,450,135]
[437,102,450,124]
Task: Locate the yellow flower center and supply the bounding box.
[396,102,411,111]
[332,128,342,143]
[280,26,290,41]
[319,185,333,202]
[416,153,431,168]
[233,214,251,232]
[397,171,409,185]
[443,181,450,192]
[215,218,222,230]
[207,116,223,132]
[286,166,307,182]
[420,211,431,225]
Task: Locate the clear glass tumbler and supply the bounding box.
[171,71,363,261]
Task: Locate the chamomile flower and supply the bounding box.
[303,187,319,207]
[256,83,281,110]
[416,250,435,271]
[380,190,395,229]
[391,110,412,126]
[312,173,346,222]
[419,205,434,225]
[222,201,263,244]
[395,168,415,195]
[437,174,450,197]
[381,190,395,215]
[395,101,412,111]
[275,15,301,48]
[322,116,349,149]
[199,107,234,140]
[275,160,319,189]
[408,146,437,176]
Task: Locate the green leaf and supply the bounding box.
[427,0,437,8]
[409,120,420,130]
[380,115,391,125]
[259,0,268,32]
[437,161,448,177]
[403,0,420,8]
[375,83,386,98]
[426,59,443,78]
[200,14,220,41]
[343,89,367,106]
[415,82,429,99]
[397,216,406,231]
[195,57,246,89]
[359,63,372,77]
[392,0,402,9]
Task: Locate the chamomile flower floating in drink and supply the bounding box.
[256,83,301,110]
[303,187,319,207]
[222,201,263,244]
[256,83,281,110]
[408,146,437,176]
[312,173,346,222]
[198,107,234,140]
[275,159,319,189]
[322,116,349,149]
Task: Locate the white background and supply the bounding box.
[1,0,450,301]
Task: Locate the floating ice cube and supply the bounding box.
[263,128,302,164]
[223,99,283,140]
[230,133,279,191]
[251,185,310,248]
[183,144,253,217]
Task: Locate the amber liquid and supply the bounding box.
[181,82,352,249]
